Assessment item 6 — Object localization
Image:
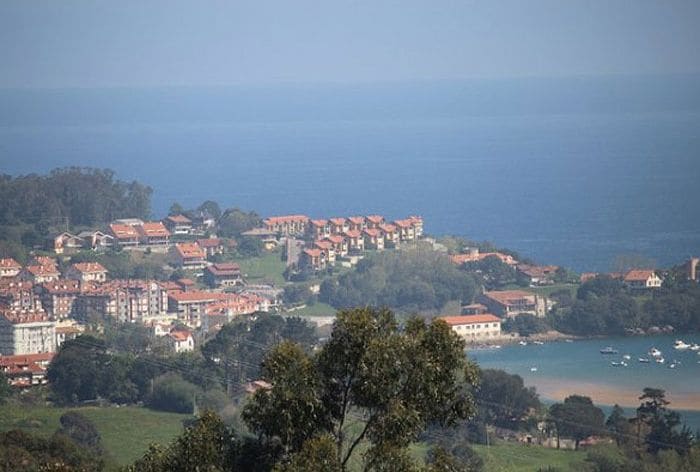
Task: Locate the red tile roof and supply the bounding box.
[25,265,60,276]
[138,222,171,238]
[326,235,345,244]
[329,217,347,226]
[41,280,81,294]
[264,215,309,224]
[0,309,51,324]
[206,263,241,276]
[394,219,412,228]
[175,242,205,259]
[110,223,139,239]
[348,216,365,225]
[0,258,21,270]
[168,290,225,303]
[310,219,328,227]
[314,240,333,250]
[166,214,192,224]
[438,314,501,325]
[344,230,361,238]
[71,262,107,274]
[366,215,384,224]
[378,223,396,233]
[197,238,222,248]
[169,330,192,342]
[303,248,322,258]
[483,290,535,305]
[363,228,381,237]
[624,269,657,282]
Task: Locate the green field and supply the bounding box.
[235,250,288,286]
[0,404,188,468]
[474,442,587,471]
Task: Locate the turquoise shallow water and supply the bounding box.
[470,333,700,431]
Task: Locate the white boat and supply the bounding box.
[519,341,528,346]
[638,357,650,363]
[564,339,574,343]
[611,361,621,367]
[621,361,628,367]
[622,354,631,360]
[674,340,691,350]
[690,344,700,351]
[530,367,538,372]
[668,363,677,369]
[649,348,662,357]
[533,341,544,345]
[656,357,665,364]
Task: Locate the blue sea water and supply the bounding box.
[1,77,699,271]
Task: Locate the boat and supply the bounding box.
[530,367,538,372]
[674,340,691,350]
[622,354,631,360]
[656,357,665,364]
[611,361,621,367]
[533,341,544,345]
[600,347,618,355]
[649,348,662,357]
[690,344,700,351]
[638,357,650,363]
[564,339,574,343]
[668,363,677,369]
[519,341,528,346]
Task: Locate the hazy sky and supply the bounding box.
[1,0,699,88]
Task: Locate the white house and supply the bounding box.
[437,314,502,343]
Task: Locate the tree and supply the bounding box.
[55,412,104,455]
[242,307,479,471]
[47,335,107,404]
[147,373,198,414]
[236,236,263,258]
[168,202,186,216]
[637,388,693,455]
[197,200,222,221]
[475,369,541,429]
[0,371,11,404]
[549,395,605,450]
[274,434,341,472]
[606,404,632,447]
[218,208,261,238]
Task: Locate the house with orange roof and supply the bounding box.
[394,219,416,242]
[197,238,227,258]
[163,214,193,235]
[204,263,243,288]
[408,216,424,237]
[307,219,331,240]
[109,223,140,247]
[36,280,81,319]
[314,240,336,264]
[449,249,518,266]
[479,290,549,318]
[363,228,385,251]
[344,230,364,252]
[137,221,171,246]
[263,215,309,236]
[0,309,56,355]
[378,223,399,248]
[65,262,108,283]
[437,314,502,343]
[0,352,54,387]
[301,248,326,271]
[167,329,194,353]
[0,258,21,278]
[517,264,559,286]
[77,230,115,251]
[50,232,85,255]
[167,290,227,327]
[347,216,366,232]
[623,269,662,290]
[55,322,83,348]
[171,242,207,270]
[365,215,385,229]
[325,235,348,257]
[329,217,349,235]
[75,280,168,323]
[0,280,40,312]
[20,264,61,284]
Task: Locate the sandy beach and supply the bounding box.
[532,377,700,411]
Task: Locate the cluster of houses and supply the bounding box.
[580,269,664,290]
[255,214,424,271]
[0,253,272,389]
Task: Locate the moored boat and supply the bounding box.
[600,346,618,355]
[674,340,691,350]
[649,348,662,357]
[638,357,650,363]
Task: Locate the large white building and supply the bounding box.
[0,310,56,355]
[438,314,502,343]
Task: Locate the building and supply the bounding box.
[0,280,40,312]
[137,222,171,246]
[55,323,83,348]
[329,218,349,235]
[0,309,56,355]
[263,215,309,236]
[363,228,385,250]
[77,230,114,251]
[191,210,217,234]
[450,249,518,266]
[313,240,336,265]
[686,257,700,282]
[240,228,279,250]
[109,223,140,247]
[163,214,193,235]
[36,280,81,319]
[480,290,547,318]
[347,216,366,232]
[438,314,502,343]
[300,248,326,271]
[517,265,559,286]
[167,329,194,353]
[204,263,243,288]
[50,232,85,255]
[171,242,207,270]
[378,223,399,248]
[408,216,424,238]
[308,219,331,240]
[20,264,61,284]
[0,258,22,278]
[365,215,385,229]
[0,352,54,387]
[197,238,226,258]
[325,235,348,257]
[168,290,226,327]
[461,303,488,315]
[344,230,364,252]
[75,280,168,323]
[623,270,663,290]
[394,219,416,242]
[64,262,108,283]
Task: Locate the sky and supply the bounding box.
[1,0,699,88]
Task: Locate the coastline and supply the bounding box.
[531,377,700,411]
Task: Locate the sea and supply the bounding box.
[1,75,700,272]
[470,334,700,433]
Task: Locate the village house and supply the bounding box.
[204,263,243,288]
[36,280,81,319]
[347,216,366,232]
[480,290,549,318]
[329,217,349,235]
[168,290,226,327]
[307,219,331,240]
[137,221,171,247]
[64,262,108,283]
[517,264,559,286]
[438,314,502,343]
[686,257,699,282]
[163,214,193,235]
[197,238,226,258]
[171,242,207,271]
[344,230,365,252]
[313,240,336,264]
[74,280,168,323]
[0,280,40,312]
[461,303,489,315]
[54,323,83,348]
[240,228,279,250]
[0,352,54,388]
[326,235,348,257]
[50,232,85,255]
[579,272,599,283]
[450,248,518,266]
[20,264,61,284]
[263,215,309,236]
[0,309,56,355]
[365,215,385,230]
[167,329,195,353]
[0,258,22,278]
[623,269,663,290]
[378,223,399,248]
[394,219,416,243]
[77,230,114,251]
[300,248,326,271]
[109,223,140,248]
[363,228,385,250]
[190,210,217,235]
[408,216,424,238]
